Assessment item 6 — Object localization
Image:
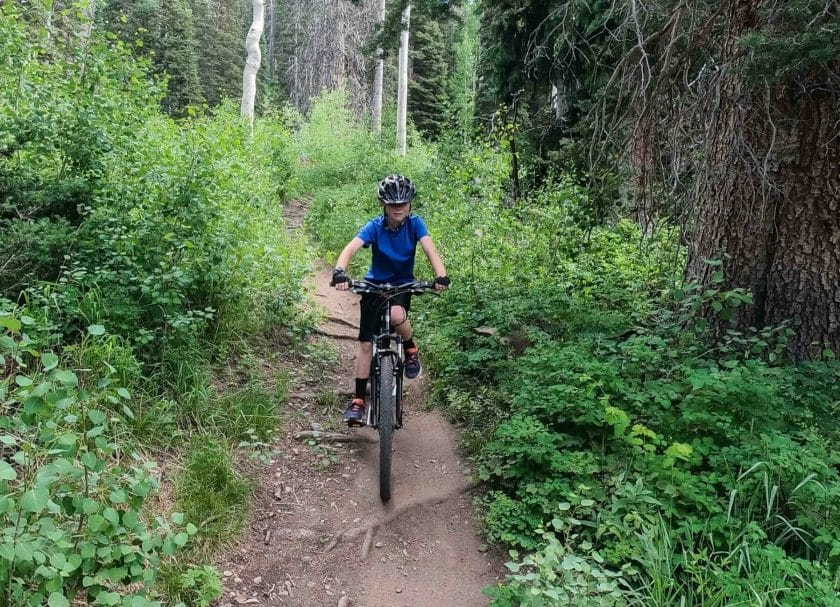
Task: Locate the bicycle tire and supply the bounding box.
[378,355,396,502]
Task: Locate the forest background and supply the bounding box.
[1,0,839,605]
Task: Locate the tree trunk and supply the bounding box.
[764,91,840,357]
[371,0,386,136]
[241,0,265,128]
[396,3,411,156]
[268,0,275,81]
[686,0,840,358]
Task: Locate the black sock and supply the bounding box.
[404,338,416,351]
[354,378,368,400]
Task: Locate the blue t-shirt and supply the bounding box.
[357,214,430,284]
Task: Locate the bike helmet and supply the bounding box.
[377,174,416,204]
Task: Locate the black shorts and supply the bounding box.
[358,292,412,341]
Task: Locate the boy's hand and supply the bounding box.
[434,276,450,291]
[331,267,349,290]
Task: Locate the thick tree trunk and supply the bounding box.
[396,3,411,156]
[687,0,840,358]
[241,0,265,127]
[371,0,386,136]
[765,92,840,357]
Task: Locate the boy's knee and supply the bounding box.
[358,341,373,354]
[391,306,407,327]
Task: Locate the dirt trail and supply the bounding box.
[215,200,504,606]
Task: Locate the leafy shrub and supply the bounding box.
[159,563,223,607]
[488,530,629,607]
[1,312,194,606]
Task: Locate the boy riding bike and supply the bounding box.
[330,175,449,424]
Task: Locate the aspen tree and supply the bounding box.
[241,0,265,129]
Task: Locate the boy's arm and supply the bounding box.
[336,237,365,270]
[419,235,447,279]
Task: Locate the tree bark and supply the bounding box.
[686,0,840,358]
[765,91,840,357]
[241,0,265,128]
[396,3,411,156]
[371,0,386,136]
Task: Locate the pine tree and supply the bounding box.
[408,17,449,140]
[100,0,204,116]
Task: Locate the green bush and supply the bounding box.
[0,311,195,606]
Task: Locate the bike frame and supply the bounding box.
[348,279,435,430]
[347,279,435,501]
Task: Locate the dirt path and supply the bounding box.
[215,200,504,606]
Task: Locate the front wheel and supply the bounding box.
[377,355,396,502]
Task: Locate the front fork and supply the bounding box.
[366,336,404,428]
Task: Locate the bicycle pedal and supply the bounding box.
[346,419,365,428]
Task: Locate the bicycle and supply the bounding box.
[346,279,438,502]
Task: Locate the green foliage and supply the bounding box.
[741,0,840,84]
[100,0,205,115]
[409,19,450,140]
[297,90,436,263]
[293,89,433,196]
[488,530,629,607]
[158,563,223,607]
[2,8,312,601]
[0,311,195,606]
[300,104,840,601]
[174,437,250,550]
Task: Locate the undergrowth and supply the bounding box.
[298,91,840,605]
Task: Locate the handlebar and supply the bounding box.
[346,279,438,296]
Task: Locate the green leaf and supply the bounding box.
[20,315,35,325]
[15,375,33,387]
[171,512,185,525]
[117,387,131,399]
[87,324,106,336]
[53,370,78,386]
[88,409,107,425]
[0,460,16,480]
[0,316,22,332]
[80,452,99,469]
[96,591,120,606]
[20,488,49,513]
[41,352,59,371]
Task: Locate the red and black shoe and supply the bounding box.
[344,398,366,425]
[404,347,421,379]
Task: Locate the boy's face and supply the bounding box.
[383,202,410,223]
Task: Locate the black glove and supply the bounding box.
[434,276,451,288]
[330,267,348,287]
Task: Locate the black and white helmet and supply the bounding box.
[377,174,416,204]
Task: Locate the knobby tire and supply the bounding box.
[378,355,395,502]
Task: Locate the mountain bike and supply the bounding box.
[347,279,437,502]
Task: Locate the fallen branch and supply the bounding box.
[293,430,378,444]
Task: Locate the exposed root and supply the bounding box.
[324,481,478,558]
[325,316,360,330]
[314,328,358,340]
[293,430,378,444]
